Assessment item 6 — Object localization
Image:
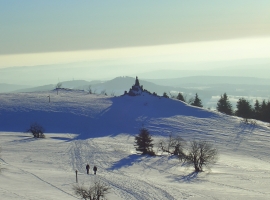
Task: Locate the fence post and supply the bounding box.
[75,170,78,183]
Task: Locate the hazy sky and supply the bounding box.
[0,1,270,81]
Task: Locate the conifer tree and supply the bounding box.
[216,93,233,115]
[191,93,203,107]
[176,93,185,102]
[235,98,252,121]
[253,99,261,119]
[261,100,270,122]
[134,128,154,155]
[163,92,169,98]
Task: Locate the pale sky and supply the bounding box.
[0,0,270,82]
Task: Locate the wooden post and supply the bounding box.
[75,170,78,183]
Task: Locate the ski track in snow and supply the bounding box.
[0,156,79,199]
[68,139,181,199]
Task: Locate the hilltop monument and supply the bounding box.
[125,76,144,96]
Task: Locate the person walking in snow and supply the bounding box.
[86,164,90,174]
[93,166,97,175]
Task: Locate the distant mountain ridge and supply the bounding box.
[0,83,31,93]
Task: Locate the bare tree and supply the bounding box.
[100,89,107,96]
[73,181,110,200]
[188,97,194,105]
[56,82,62,95]
[87,85,92,94]
[169,92,176,99]
[110,91,115,97]
[27,123,45,138]
[185,140,218,172]
[158,134,186,161]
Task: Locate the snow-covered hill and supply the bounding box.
[1,87,270,199]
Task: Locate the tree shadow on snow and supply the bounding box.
[168,171,201,183]
[9,137,39,143]
[108,154,141,170]
[228,121,257,151]
[49,136,74,142]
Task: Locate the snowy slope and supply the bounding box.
[1,89,270,199]
[0,89,216,138]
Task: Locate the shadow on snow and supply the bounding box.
[108,154,141,170]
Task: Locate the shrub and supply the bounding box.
[73,181,110,200]
[158,134,186,160]
[27,123,45,138]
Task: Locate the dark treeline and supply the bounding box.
[216,93,270,123]
[171,91,270,123]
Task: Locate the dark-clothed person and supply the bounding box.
[93,166,97,175]
[86,164,90,174]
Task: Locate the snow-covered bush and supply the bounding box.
[27,123,45,138]
[73,181,110,200]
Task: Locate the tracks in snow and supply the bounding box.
[0,157,79,199]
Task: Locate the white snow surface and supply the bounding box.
[1,89,270,199]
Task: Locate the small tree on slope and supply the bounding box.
[185,140,218,172]
[158,134,186,160]
[73,181,110,200]
[191,93,203,108]
[55,82,62,95]
[216,93,233,115]
[235,98,252,123]
[134,128,154,155]
[176,93,185,102]
[27,123,45,138]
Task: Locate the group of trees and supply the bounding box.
[169,91,269,123]
[169,92,203,108]
[135,128,218,172]
[216,93,270,123]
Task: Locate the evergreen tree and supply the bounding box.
[261,100,267,121]
[176,93,185,102]
[235,98,252,121]
[216,93,233,115]
[253,99,261,119]
[134,128,154,155]
[266,101,270,122]
[191,93,203,107]
[261,100,270,123]
[163,92,169,98]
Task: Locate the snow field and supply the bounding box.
[1,90,270,199]
[1,130,270,200]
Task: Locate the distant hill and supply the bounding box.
[0,83,31,93]
[13,80,103,93]
[80,76,174,96]
[145,76,270,87]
